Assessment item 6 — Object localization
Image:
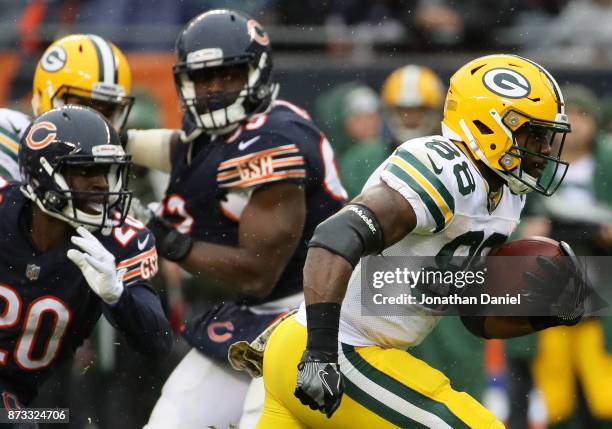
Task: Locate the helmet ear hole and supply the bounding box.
[473,120,494,135]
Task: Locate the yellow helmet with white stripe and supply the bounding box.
[381,65,444,143]
[32,34,133,131]
[442,54,570,196]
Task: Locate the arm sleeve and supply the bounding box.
[103,283,172,359]
[380,141,456,234]
[102,225,171,359]
[115,228,159,287]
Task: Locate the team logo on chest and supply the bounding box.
[482,68,531,99]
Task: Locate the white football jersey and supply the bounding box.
[0,108,30,180]
[296,136,525,349]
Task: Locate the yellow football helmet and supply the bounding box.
[442,54,570,195]
[381,65,444,143]
[32,34,133,131]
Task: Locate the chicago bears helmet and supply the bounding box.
[32,34,134,131]
[173,9,278,134]
[19,105,132,229]
[442,54,570,196]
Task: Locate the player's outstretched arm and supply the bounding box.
[152,181,307,298]
[123,129,182,173]
[67,227,172,359]
[102,284,173,359]
[294,182,417,417]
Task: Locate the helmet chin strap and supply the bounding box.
[499,171,534,195]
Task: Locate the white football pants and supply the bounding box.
[144,348,265,429]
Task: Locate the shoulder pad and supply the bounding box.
[272,100,312,121]
[0,108,30,140]
[381,136,461,233]
[219,131,306,190]
[0,109,27,180]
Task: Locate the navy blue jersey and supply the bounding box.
[161,100,347,303]
[0,181,166,404]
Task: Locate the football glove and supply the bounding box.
[294,349,344,418]
[522,241,587,326]
[67,226,125,305]
[128,197,193,263]
[146,215,193,262]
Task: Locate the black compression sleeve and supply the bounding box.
[308,203,385,267]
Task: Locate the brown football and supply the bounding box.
[484,236,563,316]
[489,236,562,258]
[459,236,563,317]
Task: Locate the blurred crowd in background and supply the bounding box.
[0,0,611,59]
[1,1,612,428]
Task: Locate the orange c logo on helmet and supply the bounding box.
[26,122,57,150]
[247,19,269,46]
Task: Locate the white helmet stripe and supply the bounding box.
[88,34,117,84]
[398,66,423,106]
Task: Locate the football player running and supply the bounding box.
[122,9,347,429]
[255,55,588,428]
[0,33,134,179]
[0,106,171,412]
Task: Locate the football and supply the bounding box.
[481,236,563,316]
[459,236,563,317]
[489,236,563,258]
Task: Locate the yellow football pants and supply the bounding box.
[533,319,612,422]
[256,315,504,428]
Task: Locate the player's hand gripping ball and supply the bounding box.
[483,237,586,323]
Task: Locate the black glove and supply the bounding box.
[147,215,193,262]
[294,349,344,418]
[523,241,588,328]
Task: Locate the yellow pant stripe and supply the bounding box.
[342,343,469,428]
[258,316,504,429]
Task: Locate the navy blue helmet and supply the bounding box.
[173,9,278,133]
[19,105,132,228]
